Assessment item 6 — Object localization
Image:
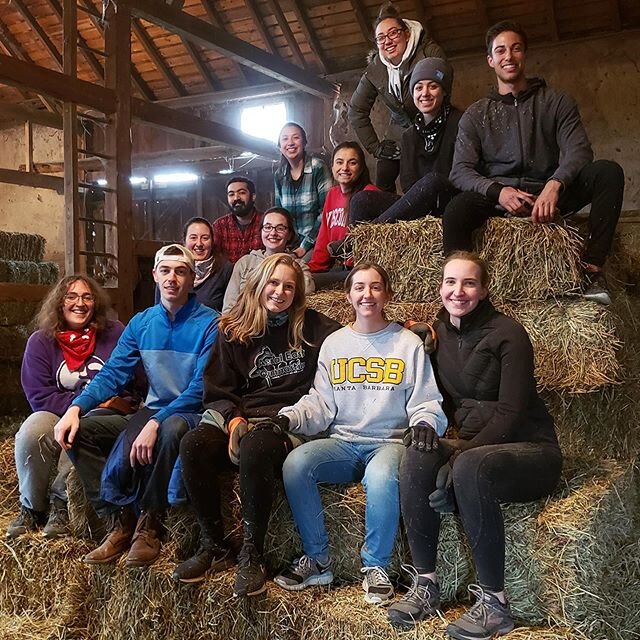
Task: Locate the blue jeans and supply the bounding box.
[282,438,405,568]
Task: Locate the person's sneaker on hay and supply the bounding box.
[42,497,70,539]
[387,564,441,628]
[581,269,612,306]
[172,541,235,583]
[361,565,395,605]
[233,542,266,597]
[274,555,334,591]
[6,505,47,539]
[446,584,514,640]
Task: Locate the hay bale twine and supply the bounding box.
[0,232,45,263]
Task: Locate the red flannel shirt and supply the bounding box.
[212,209,264,264]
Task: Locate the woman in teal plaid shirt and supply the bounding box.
[274,123,333,260]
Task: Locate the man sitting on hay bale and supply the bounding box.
[444,20,624,306]
[53,245,218,568]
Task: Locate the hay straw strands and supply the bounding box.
[0,301,40,326]
[307,292,621,394]
[0,232,45,263]
[349,217,583,303]
[0,260,59,286]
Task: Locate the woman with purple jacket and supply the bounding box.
[8,275,134,540]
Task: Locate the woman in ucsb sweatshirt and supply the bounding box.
[172,253,340,597]
[274,262,446,605]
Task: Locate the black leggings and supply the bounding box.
[400,442,562,592]
[180,424,292,554]
[350,173,457,225]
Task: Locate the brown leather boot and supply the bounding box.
[83,506,136,564]
[125,511,163,567]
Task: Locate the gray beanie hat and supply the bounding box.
[410,57,453,96]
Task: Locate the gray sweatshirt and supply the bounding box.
[222,249,315,313]
[280,323,446,443]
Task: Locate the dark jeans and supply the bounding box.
[180,423,293,554]
[442,160,624,265]
[375,158,400,193]
[400,442,562,592]
[350,173,458,225]
[68,407,195,518]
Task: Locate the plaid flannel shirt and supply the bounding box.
[274,154,333,252]
[212,209,264,264]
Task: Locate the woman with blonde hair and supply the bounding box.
[8,274,135,539]
[172,253,340,594]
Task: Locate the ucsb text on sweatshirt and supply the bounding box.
[280,322,446,443]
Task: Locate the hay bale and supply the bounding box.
[0,434,19,515]
[0,260,59,285]
[0,326,29,361]
[307,292,621,394]
[349,217,583,303]
[0,232,45,263]
[0,301,40,326]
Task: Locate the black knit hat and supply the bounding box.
[410,57,454,96]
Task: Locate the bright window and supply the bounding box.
[240,102,287,143]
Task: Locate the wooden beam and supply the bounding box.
[182,39,222,91]
[545,0,560,41]
[285,0,329,74]
[24,121,33,173]
[265,0,308,69]
[123,0,337,97]
[132,18,188,97]
[610,0,623,30]
[157,82,298,108]
[412,0,427,26]
[243,0,278,54]
[0,103,63,129]
[474,0,491,30]
[0,53,117,113]
[0,283,51,301]
[77,0,155,101]
[0,167,64,192]
[348,0,372,42]
[11,0,63,69]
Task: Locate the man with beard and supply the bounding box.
[212,176,264,263]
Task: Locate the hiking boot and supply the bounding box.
[233,542,266,597]
[126,511,163,567]
[388,565,441,628]
[172,542,235,583]
[274,555,334,591]
[6,505,46,539]
[361,565,394,605]
[83,506,136,564]
[446,584,514,640]
[43,498,70,539]
[582,270,611,306]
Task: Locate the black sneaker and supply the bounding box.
[274,555,334,591]
[446,584,514,640]
[327,236,353,261]
[43,498,70,539]
[582,270,611,306]
[6,505,47,539]
[233,542,266,597]
[172,543,234,583]
[388,564,441,628]
[361,565,394,605]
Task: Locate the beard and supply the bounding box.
[230,200,254,217]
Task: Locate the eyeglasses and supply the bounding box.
[64,293,95,304]
[262,224,289,233]
[374,27,406,45]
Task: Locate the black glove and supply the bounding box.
[428,462,456,513]
[252,414,290,435]
[405,321,437,354]
[402,423,438,452]
[374,139,401,160]
[454,400,498,439]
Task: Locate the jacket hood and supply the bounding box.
[488,77,546,104]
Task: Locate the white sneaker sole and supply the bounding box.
[274,571,334,591]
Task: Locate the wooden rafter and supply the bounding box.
[182,39,222,91]
[42,0,104,82]
[131,18,188,97]
[242,0,278,54]
[412,0,427,27]
[474,0,491,30]
[77,0,155,101]
[349,0,372,42]
[265,0,307,69]
[0,103,63,128]
[11,0,63,69]
[545,0,560,41]
[157,82,298,108]
[285,0,328,73]
[122,0,337,97]
[610,0,622,30]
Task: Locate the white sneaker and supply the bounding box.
[361,566,394,605]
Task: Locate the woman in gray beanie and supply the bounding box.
[348,3,445,193]
[350,57,463,226]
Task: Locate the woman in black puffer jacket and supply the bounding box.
[388,251,562,640]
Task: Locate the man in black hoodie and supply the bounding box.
[444,20,624,305]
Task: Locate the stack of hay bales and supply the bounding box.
[0,232,58,415]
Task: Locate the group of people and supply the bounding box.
[6,7,624,640]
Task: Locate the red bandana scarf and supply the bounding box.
[55,326,97,371]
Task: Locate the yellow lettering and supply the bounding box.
[383,359,405,384]
[330,358,347,384]
[347,357,367,383]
